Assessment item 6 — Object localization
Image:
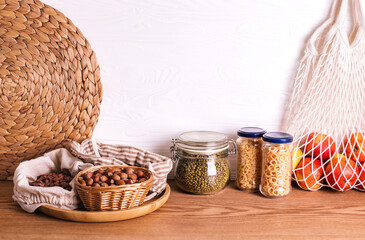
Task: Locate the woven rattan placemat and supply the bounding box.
[0,0,102,180]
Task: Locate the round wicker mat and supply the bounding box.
[0,0,102,180]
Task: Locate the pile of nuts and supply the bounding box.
[29,172,73,191]
[78,167,149,187]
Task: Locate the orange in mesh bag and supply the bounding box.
[285,0,365,191]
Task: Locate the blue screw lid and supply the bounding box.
[262,132,293,144]
[237,127,266,138]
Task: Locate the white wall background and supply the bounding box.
[42,0,334,177]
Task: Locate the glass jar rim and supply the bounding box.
[176,131,229,151]
[176,144,229,156]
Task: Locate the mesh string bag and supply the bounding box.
[285,0,365,191]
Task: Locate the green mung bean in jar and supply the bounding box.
[171,131,236,195]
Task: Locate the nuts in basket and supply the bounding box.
[75,165,154,211]
[78,167,150,187]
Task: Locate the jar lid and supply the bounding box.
[237,127,266,138]
[262,132,293,144]
[176,131,229,153]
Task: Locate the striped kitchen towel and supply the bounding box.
[68,138,172,194]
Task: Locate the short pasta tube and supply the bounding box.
[260,132,293,198]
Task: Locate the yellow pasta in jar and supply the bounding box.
[235,127,266,192]
[260,132,293,198]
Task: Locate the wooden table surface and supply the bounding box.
[1,180,365,240]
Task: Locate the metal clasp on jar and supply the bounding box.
[227,138,237,155]
[170,138,179,163]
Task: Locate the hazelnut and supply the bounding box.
[100,175,108,182]
[127,179,135,184]
[112,174,120,181]
[83,172,92,180]
[86,178,94,186]
[129,174,137,180]
[80,180,87,186]
[93,175,100,182]
[139,178,146,182]
[125,168,134,175]
[136,170,144,178]
[108,179,114,185]
[115,180,125,185]
[120,172,128,179]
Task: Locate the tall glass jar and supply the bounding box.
[260,132,293,198]
[170,131,236,195]
[236,127,266,192]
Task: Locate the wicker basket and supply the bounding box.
[0,0,102,180]
[75,165,154,211]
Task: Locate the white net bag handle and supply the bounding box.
[308,0,364,53]
[286,0,365,192]
[308,0,347,53]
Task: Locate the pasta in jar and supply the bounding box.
[235,127,266,191]
[260,132,293,198]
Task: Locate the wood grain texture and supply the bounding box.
[2,180,365,240]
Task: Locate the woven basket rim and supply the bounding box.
[75,165,154,190]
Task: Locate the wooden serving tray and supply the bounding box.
[38,184,170,222]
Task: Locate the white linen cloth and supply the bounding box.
[12,148,92,213]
